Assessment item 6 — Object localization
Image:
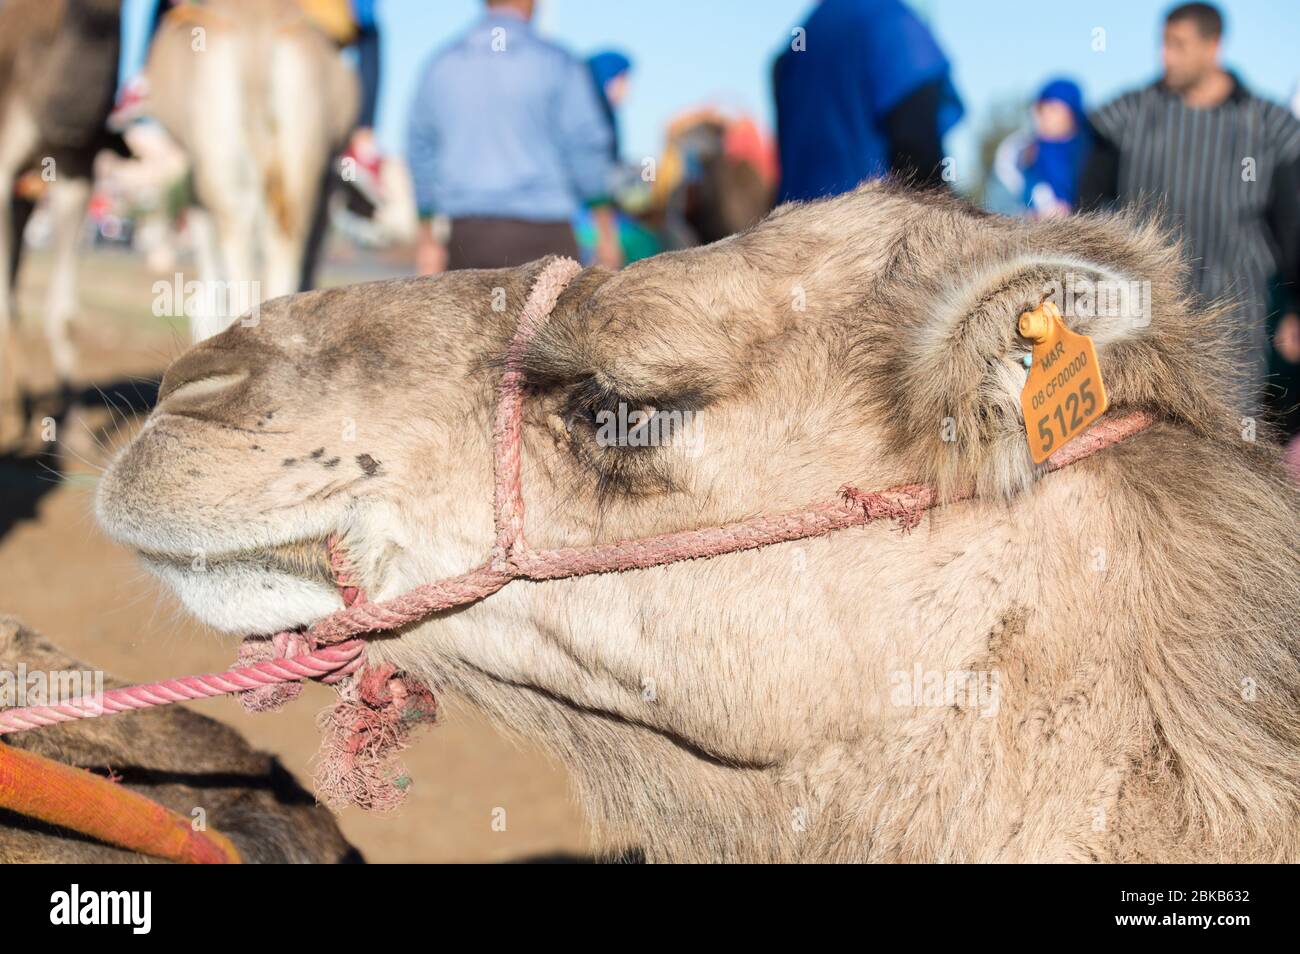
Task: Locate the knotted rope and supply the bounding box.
[0,643,365,733]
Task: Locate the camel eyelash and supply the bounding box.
[564,379,651,441]
[565,375,710,425]
[549,378,687,497]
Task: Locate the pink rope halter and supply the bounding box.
[0,257,1154,804]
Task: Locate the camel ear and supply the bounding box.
[870,247,1175,500]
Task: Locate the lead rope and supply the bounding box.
[0,257,1155,812]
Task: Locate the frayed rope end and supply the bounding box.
[313,665,438,812]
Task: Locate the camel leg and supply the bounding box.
[189,166,259,341]
[0,181,13,339]
[263,206,308,306]
[185,207,226,342]
[186,190,256,343]
[262,36,338,303]
[0,182,17,445]
[0,181,25,446]
[0,101,40,443]
[215,210,257,335]
[0,111,32,330]
[183,34,259,342]
[296,157,334,292]
[43,174,91,386]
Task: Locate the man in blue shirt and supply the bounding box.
[408,0,621,272]
[773,0,963,203]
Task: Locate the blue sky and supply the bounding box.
[122,0,1300,193]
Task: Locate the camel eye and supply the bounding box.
[564,380,629,442]
[566,388,666,450]
[594,403,660,448]
[556,379,688,496]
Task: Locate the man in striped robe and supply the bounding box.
[1081,2,1300,415]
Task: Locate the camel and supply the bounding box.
[144,0,357,341]
[94,182,1300,862]
[0,616,360,862]
[0,0,124,440]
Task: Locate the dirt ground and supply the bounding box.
[0,248,593,862]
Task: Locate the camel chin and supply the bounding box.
[136,546,343,636]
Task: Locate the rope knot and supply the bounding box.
[488,543,513,575]
[236,631,312,713]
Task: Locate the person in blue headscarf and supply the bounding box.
[991,78,1091,217]
[575,50,662,265]
[588,50,632,161]
[773,0,964,202]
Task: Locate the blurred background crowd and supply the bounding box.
[5,0,1300,432]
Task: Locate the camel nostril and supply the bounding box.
[161,371,250,408]
[158,348,252,410]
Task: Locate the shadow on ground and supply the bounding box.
[0,376,159,541]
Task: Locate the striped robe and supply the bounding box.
[1089,77,1300,411]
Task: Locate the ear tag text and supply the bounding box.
[1018,302,1109,464]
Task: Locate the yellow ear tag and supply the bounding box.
[1018,302,1109,464]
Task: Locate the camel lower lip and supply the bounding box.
[137,535,335,585]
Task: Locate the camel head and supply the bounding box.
[98,183,1300,861]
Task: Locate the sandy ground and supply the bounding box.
[0,248,593,862]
